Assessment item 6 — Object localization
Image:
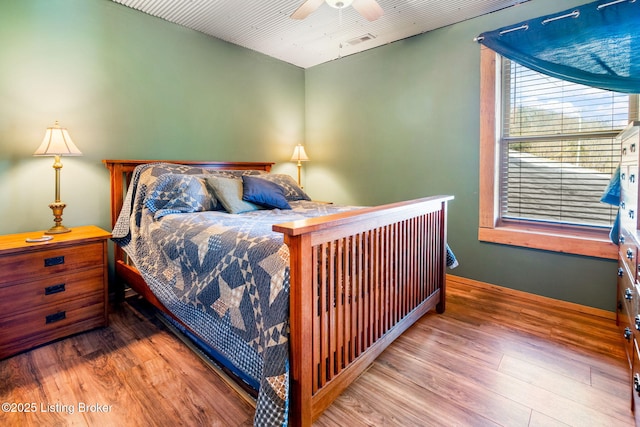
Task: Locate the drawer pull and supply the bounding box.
[627,248,634,260]
[635,374,640,394]
[621,201,626,210]
[44,283,66,295]
[635,315,640,330]
[44,256,65,267]
[620,235,626,244]
[618,267,624,277]
[630,210,636,220]
[45,311,66,324]
[622,172,627,181]
[632,174,637,183]
[632,143,637,153]
[625,288,633,300]
[624,327,632,341]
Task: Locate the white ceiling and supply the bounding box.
[111,0,528,69]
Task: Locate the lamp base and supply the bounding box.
[45,224,71,234]
[45,201,71,234]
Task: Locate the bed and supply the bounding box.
[103,159,454,427]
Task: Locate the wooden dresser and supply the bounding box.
[0,225,111,359]
[617,121,640,421]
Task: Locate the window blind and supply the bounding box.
[500,58,629,227]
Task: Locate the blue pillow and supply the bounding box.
[259,174,311,201]
[242,175,291,210]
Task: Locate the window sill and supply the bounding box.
[478,224,618,260]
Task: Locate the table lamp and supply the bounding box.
[33,121,82,234]
[290,144,309,187]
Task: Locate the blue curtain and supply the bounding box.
[477,0,640,93]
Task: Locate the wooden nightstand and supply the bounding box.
[0,225,111,359]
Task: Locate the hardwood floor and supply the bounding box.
[0,275,633,426]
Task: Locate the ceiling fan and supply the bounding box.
[291,0,384,22]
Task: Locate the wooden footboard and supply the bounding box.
[103,160,451,427]
[274,195,451,426]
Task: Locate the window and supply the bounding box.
[501,58,628,227]
[479,47,639,259]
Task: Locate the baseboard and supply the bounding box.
[446,274,616,321]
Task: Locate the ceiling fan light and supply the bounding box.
[326,0,354,9]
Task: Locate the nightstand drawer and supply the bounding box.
[0,268,104,317]
[0,294,105,359]
[0,242,104,286]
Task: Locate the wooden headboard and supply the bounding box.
[102,159,274,229]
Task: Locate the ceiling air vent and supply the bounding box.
[344,33,376,46]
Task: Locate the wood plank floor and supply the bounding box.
[0,275,634,426]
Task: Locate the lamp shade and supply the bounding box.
[33,121,82,156]
[290,144,309,162]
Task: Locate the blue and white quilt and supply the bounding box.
[111,163,354,426]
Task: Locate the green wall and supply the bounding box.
[0,0,618,311]
[304,0,618,311]
[0,0,305,235]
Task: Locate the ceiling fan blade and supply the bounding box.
[291,0,325,20]
[352,0,383,21]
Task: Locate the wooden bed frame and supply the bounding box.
[104,159,452,427]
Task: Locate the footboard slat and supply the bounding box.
[356,234,364,358]
[275,195,452,427]
[337,237,346,373]
[328,241,337,381]
[312,246,321,394]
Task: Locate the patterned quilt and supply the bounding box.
[111,163,355,426]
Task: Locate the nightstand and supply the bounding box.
[0,225,111,359]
